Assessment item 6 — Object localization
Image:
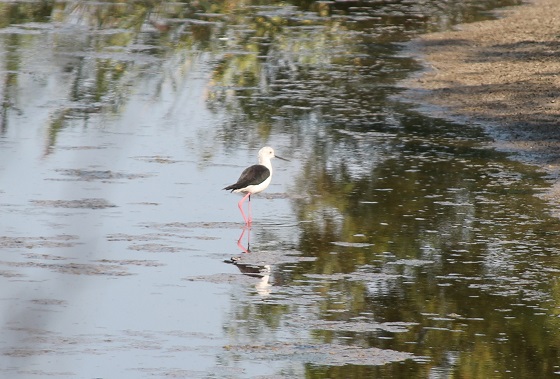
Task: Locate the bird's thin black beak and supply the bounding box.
[275,155,289,162]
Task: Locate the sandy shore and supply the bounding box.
[400,0,560,210]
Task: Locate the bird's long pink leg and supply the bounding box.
[247,195,252,224]
[237,192,251,225]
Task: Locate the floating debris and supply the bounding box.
[31,199,117,209]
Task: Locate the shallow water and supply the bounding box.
[2,0,559,378]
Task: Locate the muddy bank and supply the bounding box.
[400,0,560,209]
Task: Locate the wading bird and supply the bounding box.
[223,146,288,225]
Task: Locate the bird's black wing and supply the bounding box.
[223,164,270,192]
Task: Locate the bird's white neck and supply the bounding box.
[259,157,273,173]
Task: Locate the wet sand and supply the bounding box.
[401,0,560,209]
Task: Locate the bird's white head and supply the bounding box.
[258,146,276,164]
[258,146,288,166]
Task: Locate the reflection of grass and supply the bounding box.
[45,109,69,155]
[0,1,220,153]
[0,1,52,28]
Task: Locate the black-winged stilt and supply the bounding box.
[223,146,288,225]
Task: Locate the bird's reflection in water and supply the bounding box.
[237,226,251,253]
[224,227,272,297]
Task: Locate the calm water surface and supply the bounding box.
[1,0,559,378]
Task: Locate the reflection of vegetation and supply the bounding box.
[0,34,21,134]
[0,0,521,150]
[0,0,215,152]
[199,8,550,375]
[224,105,560,376]
[0,1,51,28]
[206,0,524,145]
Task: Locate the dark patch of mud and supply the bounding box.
[144,221,243,230]
[132,221,247,243]
[0,270,25,278]
[29,299,67,306]
[129,368,214,378]
[227,249,317,266]
[306,320,417,334]
[260,192,290,200]
[127,243,188,253]
[52,169,152,181]
[10,370,75,376]
[57,145,107,151]
[0,260,131,276]
[107,233,168,242]
[24,253,69,260]
[31,198,117,209]
[107,232,214,252]
[96,259,164,267]
[1,327,218,360]
[132,155,180,164]
[0,235,79,249]
[223,342,416,366]
[184,272,267,285]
